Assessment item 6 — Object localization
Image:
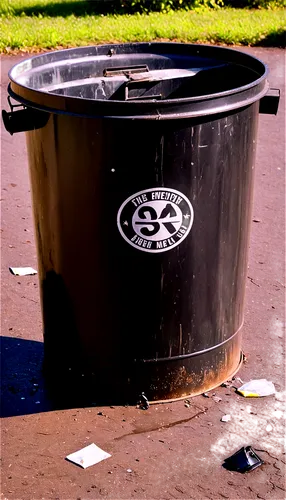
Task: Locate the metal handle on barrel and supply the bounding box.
[259,88,280,115]
[2,91,50,135]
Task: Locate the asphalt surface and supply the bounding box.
[1,47,285,500]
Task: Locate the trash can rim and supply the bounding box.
[7,42,269,119]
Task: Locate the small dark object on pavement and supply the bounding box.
[202,392,210,397]
[223,446,263,473]
[221,381,232,388]
[137,392,149,410]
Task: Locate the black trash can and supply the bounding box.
[3,43,279,403]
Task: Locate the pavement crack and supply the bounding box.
[114,408,207,441]
[21,295,38,304]
[276,485,286,491]
[174,486,185,494]
[247,276,260,287]
[268,479,285,492]
[197,485,212,499]
[273,462,282,472]
[255,449,280,461]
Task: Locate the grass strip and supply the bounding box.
[0,7,285,53]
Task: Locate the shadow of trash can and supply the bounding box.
[2,43,280,404]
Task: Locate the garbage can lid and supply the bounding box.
[8,43,268,120]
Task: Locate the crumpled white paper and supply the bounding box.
[237,379,276,397]
[66,443,111,469]
[9,267,37,276]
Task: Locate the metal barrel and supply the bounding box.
[3,43,279,403]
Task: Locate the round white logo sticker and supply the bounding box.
[117,187,194,253]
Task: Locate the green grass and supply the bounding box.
[0,0,285,53]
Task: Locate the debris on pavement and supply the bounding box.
[249,410,257,415]
[221,414,231,422]
[213,396,222,403]
[247,276,260,287]
[66,443,111,469]
[266,424,273,432]
[126,468,133,473]
[233,376,244,384]
[9,266,37,276]
[137,392,149,410]
[202,392,210,398]
[221,381,232,388]
[237,379,276,397]
[223,446,263,473]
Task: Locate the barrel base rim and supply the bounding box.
[148,350,244,405]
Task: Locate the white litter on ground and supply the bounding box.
[237,379,276,397]
[221,414,231,422]
[66,443,111,469]
[9,267,37,276]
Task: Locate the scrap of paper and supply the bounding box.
[66,443,111,469]
[9,267,37,276]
